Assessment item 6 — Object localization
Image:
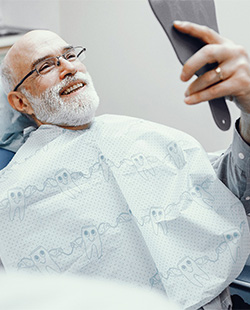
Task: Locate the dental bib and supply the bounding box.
[0,115,249,310]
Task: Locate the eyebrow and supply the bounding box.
[31,45,74,70]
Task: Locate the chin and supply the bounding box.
[28,74,100,128]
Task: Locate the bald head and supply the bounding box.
[7,30,64,64]
[1,30,67,93]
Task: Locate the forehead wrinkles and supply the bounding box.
[26,34,68,68]
[8,31,68,80]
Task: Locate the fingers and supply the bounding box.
[184,78,234,105]
[183,47,250,105]
[185,60,233,97]
[181,43,233,82]
[184,66,250,105]
[173,21,231,82]
[173,21,250,111]
[173,21,224,45]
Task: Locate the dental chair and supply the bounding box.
[0,148,14,170]
[0,78,36,170]
[230,264,250,307]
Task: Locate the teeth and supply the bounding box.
[63,83,84,95]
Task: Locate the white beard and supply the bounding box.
[22,72,100,127]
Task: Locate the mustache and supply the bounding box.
[48,72,92,96]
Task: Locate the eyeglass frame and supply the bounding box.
[13,46,86,92]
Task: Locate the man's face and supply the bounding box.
[22,71,100,127]
[11,31,99,127]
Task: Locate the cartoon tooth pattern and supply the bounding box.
[167,141,186,169]
[0,169,85,221]
[177,256,210,287]
[131,180,215,236]
[30,246,61,274]
[81,225,102,259]
[0,148,171,221]
[101,141,188,181]
[150,207,168,235]
[98,153,111,181]
[112,154,160,180]
[151,222,246,288]
[130,153,156,180]
[91,153,113,182]
[17,205,239,288]
[180,177,215,209]
[223,229,241,263]
[0,143,192,222]
[55,169,82,199]
[0,186,36,222]
[189,184,215,208]
[18,246,61,274]
[17,211,132,274]
[8,188,26,221]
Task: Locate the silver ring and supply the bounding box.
[215,66,223,80]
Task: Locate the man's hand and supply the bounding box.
[174,21,250,143]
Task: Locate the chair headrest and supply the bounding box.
[0,148,15,170]
[0,78,36,152]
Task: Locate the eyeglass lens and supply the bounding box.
[36,47,85,75]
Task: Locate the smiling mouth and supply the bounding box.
[61,82,85,96]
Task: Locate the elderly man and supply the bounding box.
[0,22,250,310]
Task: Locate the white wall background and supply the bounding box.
[1,0,250,151]
[1,0,60,34]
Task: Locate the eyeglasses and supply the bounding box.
[13,46,86,91]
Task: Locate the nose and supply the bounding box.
[58,57,77,80]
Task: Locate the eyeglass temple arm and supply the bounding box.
[13,69,36,91]
[77,47,86,57]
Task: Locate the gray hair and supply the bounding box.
[0,58,16,95]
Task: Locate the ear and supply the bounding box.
[7,91,34,115]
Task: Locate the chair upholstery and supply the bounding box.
[0,148,15,170]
